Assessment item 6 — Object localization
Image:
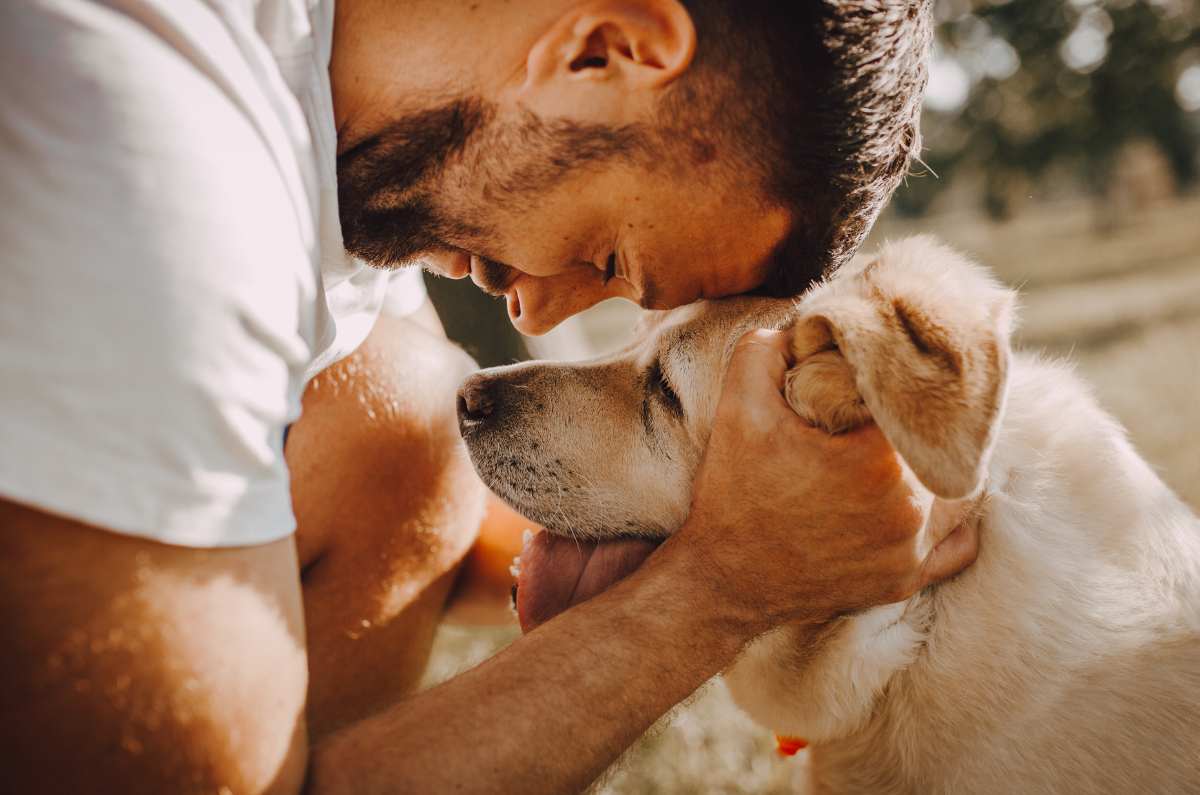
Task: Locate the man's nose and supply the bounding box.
[509,279,609,336]
[457,374,502,429]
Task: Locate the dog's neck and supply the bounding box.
[723,489,986,749]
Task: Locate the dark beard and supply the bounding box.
[335,99,491,268]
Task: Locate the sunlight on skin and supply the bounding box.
[443,495,537,626]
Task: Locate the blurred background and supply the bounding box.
[424,1,1200,791]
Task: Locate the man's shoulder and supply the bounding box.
[2,0,321,265]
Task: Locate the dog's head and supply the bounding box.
[458,295,795,541]
[458,237,1014,627]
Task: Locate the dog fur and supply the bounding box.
[460,236,1200,794]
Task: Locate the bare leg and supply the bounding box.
[286,316,486,740]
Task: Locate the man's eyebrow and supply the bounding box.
[639,274,660,308]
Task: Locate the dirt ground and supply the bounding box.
[424,197,1200,793]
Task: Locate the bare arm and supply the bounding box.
[0,499,779,795]
[308,329,976,794]
[310,535,766,794]
[0,500,310,795]
[1,330,975,794]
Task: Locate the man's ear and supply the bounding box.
[519,0,695,122]
[788,237,1016,500]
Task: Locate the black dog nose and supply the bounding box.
[457,374,499,426]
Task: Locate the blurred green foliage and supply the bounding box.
[894,0,1200,218]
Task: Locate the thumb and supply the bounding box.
[720,329,793,420]
[725,329,791,390]
[917,515,981,589]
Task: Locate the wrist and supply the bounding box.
[639,521,771,655]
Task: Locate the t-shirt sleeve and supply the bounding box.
[0,4,314,546]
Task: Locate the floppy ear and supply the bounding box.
[784,236,1015,500]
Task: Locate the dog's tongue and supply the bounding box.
[516,530,660,632]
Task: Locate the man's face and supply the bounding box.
[337,99,793,335]
[330,0,804,333]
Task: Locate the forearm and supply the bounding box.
[308,535,750,794]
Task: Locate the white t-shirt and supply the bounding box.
[0,0,427,547]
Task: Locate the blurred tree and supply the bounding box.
[893,0,1200,219]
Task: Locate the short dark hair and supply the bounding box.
[665,1,932,296]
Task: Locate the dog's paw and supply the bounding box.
[784,236,1015,499]
[784,318,871,434]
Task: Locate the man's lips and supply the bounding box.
[466,254,522,320]
[469,254,519,295]
[514,530,662,633]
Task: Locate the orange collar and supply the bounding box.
[775,735,809,757]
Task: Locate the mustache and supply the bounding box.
[473,256,519,296]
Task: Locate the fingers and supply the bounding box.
[723,329,791,405]
[706,327,983,616]
[916,516,980,590]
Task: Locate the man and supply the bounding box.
[0,1,973,793]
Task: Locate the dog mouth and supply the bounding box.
[514,530,663,632]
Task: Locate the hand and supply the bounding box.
[676,329,979,633]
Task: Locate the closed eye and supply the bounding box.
[601,253,617,285]
[647,359,683,418]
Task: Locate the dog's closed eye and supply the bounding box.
[647,359,683,417]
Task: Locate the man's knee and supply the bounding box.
[287,316,488,737]
[286,315,485,571]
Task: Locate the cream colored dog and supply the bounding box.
[457,236,1200,794]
